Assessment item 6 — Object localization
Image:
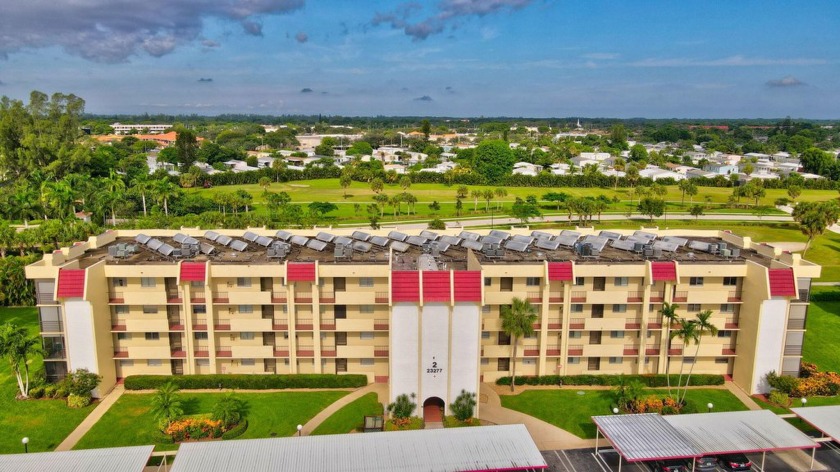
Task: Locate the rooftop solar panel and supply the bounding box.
[255,236,273,247]
[662,236,689,247]
[582,235,609,252]
[428,241,450,253]
[439,235,462,246]
[626,235,649,244]
[315,232,335,243]
[242,231,259,242]
[387,231,408,242]
[505,240,530,252]
[652,241,680,253]
[633,231,657,241]
[390,241,410,253]
[511,235,535,245]
[216,235,233,246]
[204,231,220,241]
[406,236,428,246]
[290,235,309,246]
[531,231,554,240]
[183,236,199,245]
[333,236,352,246]
[306,240,328,251]
[135,234,151,244]
[419,230,439,240]
[352,241,373,253]
[157,243,175,256]
[535,239,561,250]
[199,243,216,255]
[351,231,371,241]
[560,230,581,238]
[556,234,581,247]
[611,239,637,251]
[461,240,484,251]
[173,233,189,244]
[275,230,293,241]
[369,236,389,247]
[688,240,711,252]
[229,240,249,252]
[489,230,510,240]
[147,238,164,250]
[458,231,480,241]
[480,235,503,246]
[599,231,623,240]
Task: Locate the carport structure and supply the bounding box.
[593,410,820,471]
[792,405,840,442]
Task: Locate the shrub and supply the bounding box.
[221,419,249,440]
[43,385,57,398]
[54,386,70,399]
[124,374,367,390]
[67,393,92,408]
[450,390,476,421]
[387,393,417,419]
[165,418,224,442]
[443,416,481,428]
[766,371,800,394]
[65,369,102,396]
[496,374,724,388]
[212,392,245,429]
[29,386,45,399]
[768,390,791,408]
[384,417,424,431]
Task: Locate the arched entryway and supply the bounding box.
[423,397,445,424]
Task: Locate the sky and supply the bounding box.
[0,0,838,119]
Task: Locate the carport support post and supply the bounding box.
[811,447,816,470]
[691,457,696,472]
[595,429,599,454]
[761,451,766,471]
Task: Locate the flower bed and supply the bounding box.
[384,417,424,431]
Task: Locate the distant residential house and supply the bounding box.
[549,163,570,175]
[639,165,686,181]
[512,162,543,177]
[223,160,260,173]
[703,163,740,175]
[686,168,718,179]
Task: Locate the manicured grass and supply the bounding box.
[74,390,348,451]
[500,388,748,439]
[0,307,97,453]
[311,392,383,435]
[803,300,840,372]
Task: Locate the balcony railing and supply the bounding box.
[571,291,587,302]
[725,317,740,329]
[109,291,125,303]
[569,318,585,329]
[532,322,541,330]
[213,292,229,303]
[568,344,583,356]
[523,345,539,356]
[295,319,313,330]
[166,290,183,303]
[547,318,562,329]
[787,318,806,330]
[321,347,336,357]
[627,291,644,302]
[546,347,562,356]
[650,291,665,302]
[647,321,662,329]
[722,346,737,355]
[194,345,209,357]
[170,349,187,358]
[214,319,231,331]
[44,349,66,359]
[40,320,63,332]
[273,348,289,357]
[625,318,641,329]
[216,346,232,357]
[548,292,564,303]
[191,319,208,330]
[668,344,684,356]
[673,291,688,302]
[320,291,335,303]
[375,292,389,303]
[111,322,127,331]
[272,322,289,331]
[623,344,639,356]
[168,319,185,331]
[320,318,336,330]
[784,345,803,356]
[271,292,287,303]
[645,344,659,355]
[36,293,58,305]
[374,346,389,357]
[374,319,389,330]
[295,294,313,304]
[114,349,128,358]
[297,345,314,357]
[727,291,742,302]
[527,291,542,302]
[190,294,206,303]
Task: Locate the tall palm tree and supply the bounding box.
[0,221,15,258]
[10,187,40,227]
[670,319,699,402]
[494,188,507,210]
[99,171,126,226]
[680,311,718,404]
[0,323,43,398]
[500,297,538,392]
[150,382,184,428]
[130,174,153,217]
[153,179,179,217]
[41,180,76,219]
[471,189,481,212]
[658,302,680,397]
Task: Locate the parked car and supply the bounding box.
[717,453,752,471]
[695,456,717,471]
[647,459,690,472]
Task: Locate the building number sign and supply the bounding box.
[427,357,443,374]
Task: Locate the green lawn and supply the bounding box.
[0,307,97,453]
[500,388,748,439]
[74,390,348,451]
[311,392,383,435]
[803,300,840,372]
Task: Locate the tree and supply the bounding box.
[0,323,42,398]
[450,390,476,421]
[212,392,245,428]
[258,176,272,193]
[637,197,665,223]
[494,188,507,210]
[153,179,179,217]
[629,144,648,161]
[511,197,541,224]
[150,382,183,429]
[308,201,338,219]
[689,204,704,220]
[473,140,515,182]
[339,173,352,198]
[500,297,538,392]
[456,185,469,199]
[427,218,446,230]
[387,393,416,419]
[346,141,373,156]
[792,201,840,254]
[0,221,15,258]
[680,311,718,403]
[366,204,380,229]
[428,201,441,213]
[658,302,680,397]
[543,192,569,211]
[373,194,389,217]
[677,180,696,206]
[174,128,198,171]
[800,147,833,176]
[455,198,463,217]
[670,319,699,403]
[100,171,126,226]
[369,178,384,194]
[471,189,481,212]
[787,185,802,202]
[481,189,494,211]
[131,174,153,217]
[399,175,412,191]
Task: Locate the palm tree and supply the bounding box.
[99,171,126,225]
[658,302,680,397]
[150,382,184,428]
[670,319,699,403]
[130,174,153,217]
[211,392,245,428]
[482,189,494,211]
[494,188,507,210]
[471,189,481,212]
[41,180,76,219]
[10,187,40,227]
[500,297,538,392]
[680,311,718,404]
[153,179,180,217]
[0,323,43,398]
[0,221,15,258]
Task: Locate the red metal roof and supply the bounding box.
[651,262,677,281]
[768,268,796,297]
[180,262,206,282]
[287,262,316,282]
[547,262,573,281]
[454,271,482,302]
[423,271,451,302]
[392,271,420,302]
[56,269,85,298]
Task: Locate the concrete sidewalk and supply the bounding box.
[299,383,388,435]
[55,384,126,451]
[724,380,762,410]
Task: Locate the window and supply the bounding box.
[241,332,255,340]
[142,306,158,314]
[194,332,208,340]
[568,331,582,339]
[482,305,491,313]
[567,357,581,364]
[500,277,513,291]
[147,359,162,367]
[145,332,160,341]
[588,357,601,371]
[683,357,695,364]
[689,277,704,286]
[715,358,730,364]
[571,304,583,313]
[359,277,374,287]
[141,277,156,288]
[237,277,251,288]
[498,332,511,345]
[191,281,205,289]
[117,333,130,341]
[196,359,210,367]
[481,331,491,339]
[526,277,541,286]
[687,304,701,312]
[610,331,624,339]
[336,358,347,372]
[484,277,492,287]
[614,277,629,287]
[613,304,627,313]
[523,358,536,365]
[720,304,734,313]
[591,305,604,318]
[360,332,374,340]
[649,304,655,312]
[574,277,585,286]
[360,305,374,314]
[114,305,129,315]
[718,330,732,338]
[498,358,510,371]
[241,359,256,366]
[239,305,253,314]
[335,305,347,319]
[360,358,375,366]
[193,305,207,314]
[112,278,127,287]
[336,333,347,346]
[481,358,490,365]
[119,360,133,367]
[609,357,622,364]
[723,277,738,286]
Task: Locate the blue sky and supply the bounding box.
[1,0,838,118]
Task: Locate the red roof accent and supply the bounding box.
[547,262,573,281]
[287,262,316,282]
[180,262,206,282]
[453,271,482,302]
[392,271,420,302]
[423,271,451,303]
[56,269,85,298]
[651,261,677,281]
[768,268,796,297]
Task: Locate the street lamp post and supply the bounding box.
[612,407,619,415]
[800,398,808,428]
[22,437,28,453]
[707,402,714,413]
[297,424,303,436]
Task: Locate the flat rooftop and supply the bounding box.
[77,229,765,269]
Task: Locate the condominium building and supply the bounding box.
[110,123,171,135]
[25,228,818,416]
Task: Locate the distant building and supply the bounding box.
[111,123,171,135]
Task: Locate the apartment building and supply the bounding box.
[26,227,818,416]
[110,123,171,135]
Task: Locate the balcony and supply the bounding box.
[36,293,58,305]
[673,291,688,302]
[213,292,229,303]
[231,345,273,358]
[645,344,659,355]
[170,349,186,358]
[546,348,562,356]
[271,292,287,303]
[375,292,389,304]
[783,345,802,356]
[216,347,232,358]
[40,320,63,332]
[321,348,336,357]
[168,319,185,331]
[547,318,562,329]
[568,345,583,356]
[650,291,665,302]
[190,294,206,303]
[111,323,127,332]
[194,347,209,357]
[320,319,336,331]
[532,322,541,330]
[623,344,639,356]
[44,349,66,360]
[191,319,208,330]
[548,292,564,303]
[787,318,806,330]
[214,319,231,331]
[571,291,587,302]
[625,318,641,329]
[668,345,684,356]
[297,346,315,357]
[647,321,662,330]
[273,348,290,357]
[725,317,740,329]
[627,291,644,303]
[294,294,313,304]
[109,291,125,303]
[374,346,389,357]
[527,291,543,303]
[722,347,737,356]
[374,319,389,330]
[320,291,335,304]
[229,318,272,332]
[727,291,742,302]
[569,318,585,329]
[272,322,289,331]
[166,289,183,303]
[295,319,313,330]
[114,349,128,358]
[523,346,539,357]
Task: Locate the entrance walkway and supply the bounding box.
[56,384,126,451]
[299,383,388,435]
[724,380,762,410]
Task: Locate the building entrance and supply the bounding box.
[423,397,445,423]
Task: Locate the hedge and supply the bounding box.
[809,291,840,302]
[124,374,368,390]
[495,374,724,387]
[221,419,249,440]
